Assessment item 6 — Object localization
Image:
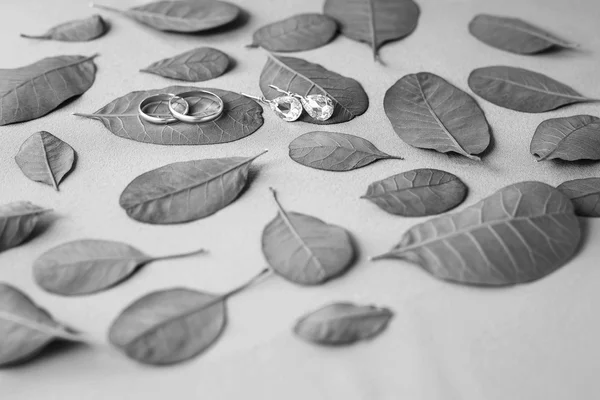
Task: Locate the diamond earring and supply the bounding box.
[269,85,335,122]
[240,92,303,122]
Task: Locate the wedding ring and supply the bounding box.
[168,90,224,124]
[138,93,190,124]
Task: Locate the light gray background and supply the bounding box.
[1,0,599,399]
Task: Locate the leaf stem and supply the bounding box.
[90,3,120,13]
[151,247,207,262]
[20,34,50,40]
[0,311,86,343]
[223,267,272,299]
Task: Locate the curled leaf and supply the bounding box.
[141,47,230,82]
[530,115,600,161]
[557,178,600,217]
[21,14,107,42]
[0,202,50,253]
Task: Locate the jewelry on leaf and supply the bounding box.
[268,85,335,121]
[240,92,303,122]
[167,90,224,124]
[138,93,190,124]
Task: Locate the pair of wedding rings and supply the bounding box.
[138,90,224,125]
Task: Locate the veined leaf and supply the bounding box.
[141,47,230,82]
[20,14,107,42]
[557,178,600,217]
[0,202,50,253]
[530,115,600,161]
[373,181,581,285]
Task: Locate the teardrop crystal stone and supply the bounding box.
[301,94,334,121]
[269,96,303,122]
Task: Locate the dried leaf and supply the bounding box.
[260,54,368,124]
[93,1,239,32]
[323,0,420,61]
[294,302,393,345]
[141,47,230,82]
[0,54,97,126]
[248,13,338,52]
[0,202,50,253]
[15,131,75,191]
[262,189,355,285]
[384,72,490,160]
[33,240,206,296]
[469,14,577,55]
[557,178,600,217]
[20,14,107,42]
[373,182,581,285]
[120,151,266,224]
[363,169,467,216]
[468,66,596,113]
[75,86,263,145]
[530,115,600,161]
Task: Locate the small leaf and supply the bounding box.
[15,131,76,191]
[363,169,467,216]
[120,151,267,224]
[469,14,577,55]
[21,14,107,42]
[289,131,402,171]
[294,302,393,345]
[33,240,206,296]
[557,178,600,217]
[384,72,490,160]
[92,1,239,33]
[530,115,600,161]
[373,181,581,286]
[260,54,368,125]
[0,202,50,253]
[141,47,230,82]
[262,189,355,285]
[468,66,596,113]
[248,13,338,52]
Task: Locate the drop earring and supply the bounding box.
[240,92,303,122]
[268,85,335,121]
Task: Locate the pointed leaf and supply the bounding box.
[363,169,467,216]
[141,47,230,82]
[530,115,600,161]
[21,14,107,42]
[260,54,368,125]
[468,66,596,113]
[294,302,393,345]
[0,54,97,125]
[0,202,50,253]
[373,182,581,285]
[557,178,600,217]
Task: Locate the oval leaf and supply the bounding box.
[249,13,338,52]
[468,66,596,113]
[120,151,266,224]
[0,202,50,253]
[75,86,263,145]
[384,72,490,160]
[262,189,355,285]
[469,14,577,55]
[289,131,402,171]
[294,302,393,345]
[363,169,467,216]
[21,14,107,42]
[260,54,368,125]
[15,131,75,191]
[93,1,239,33]
[373,181,581,285]
[557,178,600,217]
[109,288,226,365]
[0,54,97,126]
[141,47,230,82]
[530,115,600,161]
[323,0,420,61]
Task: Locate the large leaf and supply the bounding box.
[557,178,600,217]
[0,283,82,367]
[262,189,355,285]
[468,66,596,113]
[0,54,97,126]
[469,14,577,55]
[75,86,264,145]
[33,240,206,296]
[384,72,490,160]
[93,1,239,33]
[289,131,402,171]
[120,151,266,224]
[15,131,75,191]
[140,47,230,82]
[259,54,368,124]
[530,115,600,161]
[323,0,420,61]
[372,181,581,286]
[248,13,338,52]
[363,169,467,216]
[0,202,50,253]
[20,14,107,42]
[294,302,393,345]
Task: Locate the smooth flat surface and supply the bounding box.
[1,0,599,399]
